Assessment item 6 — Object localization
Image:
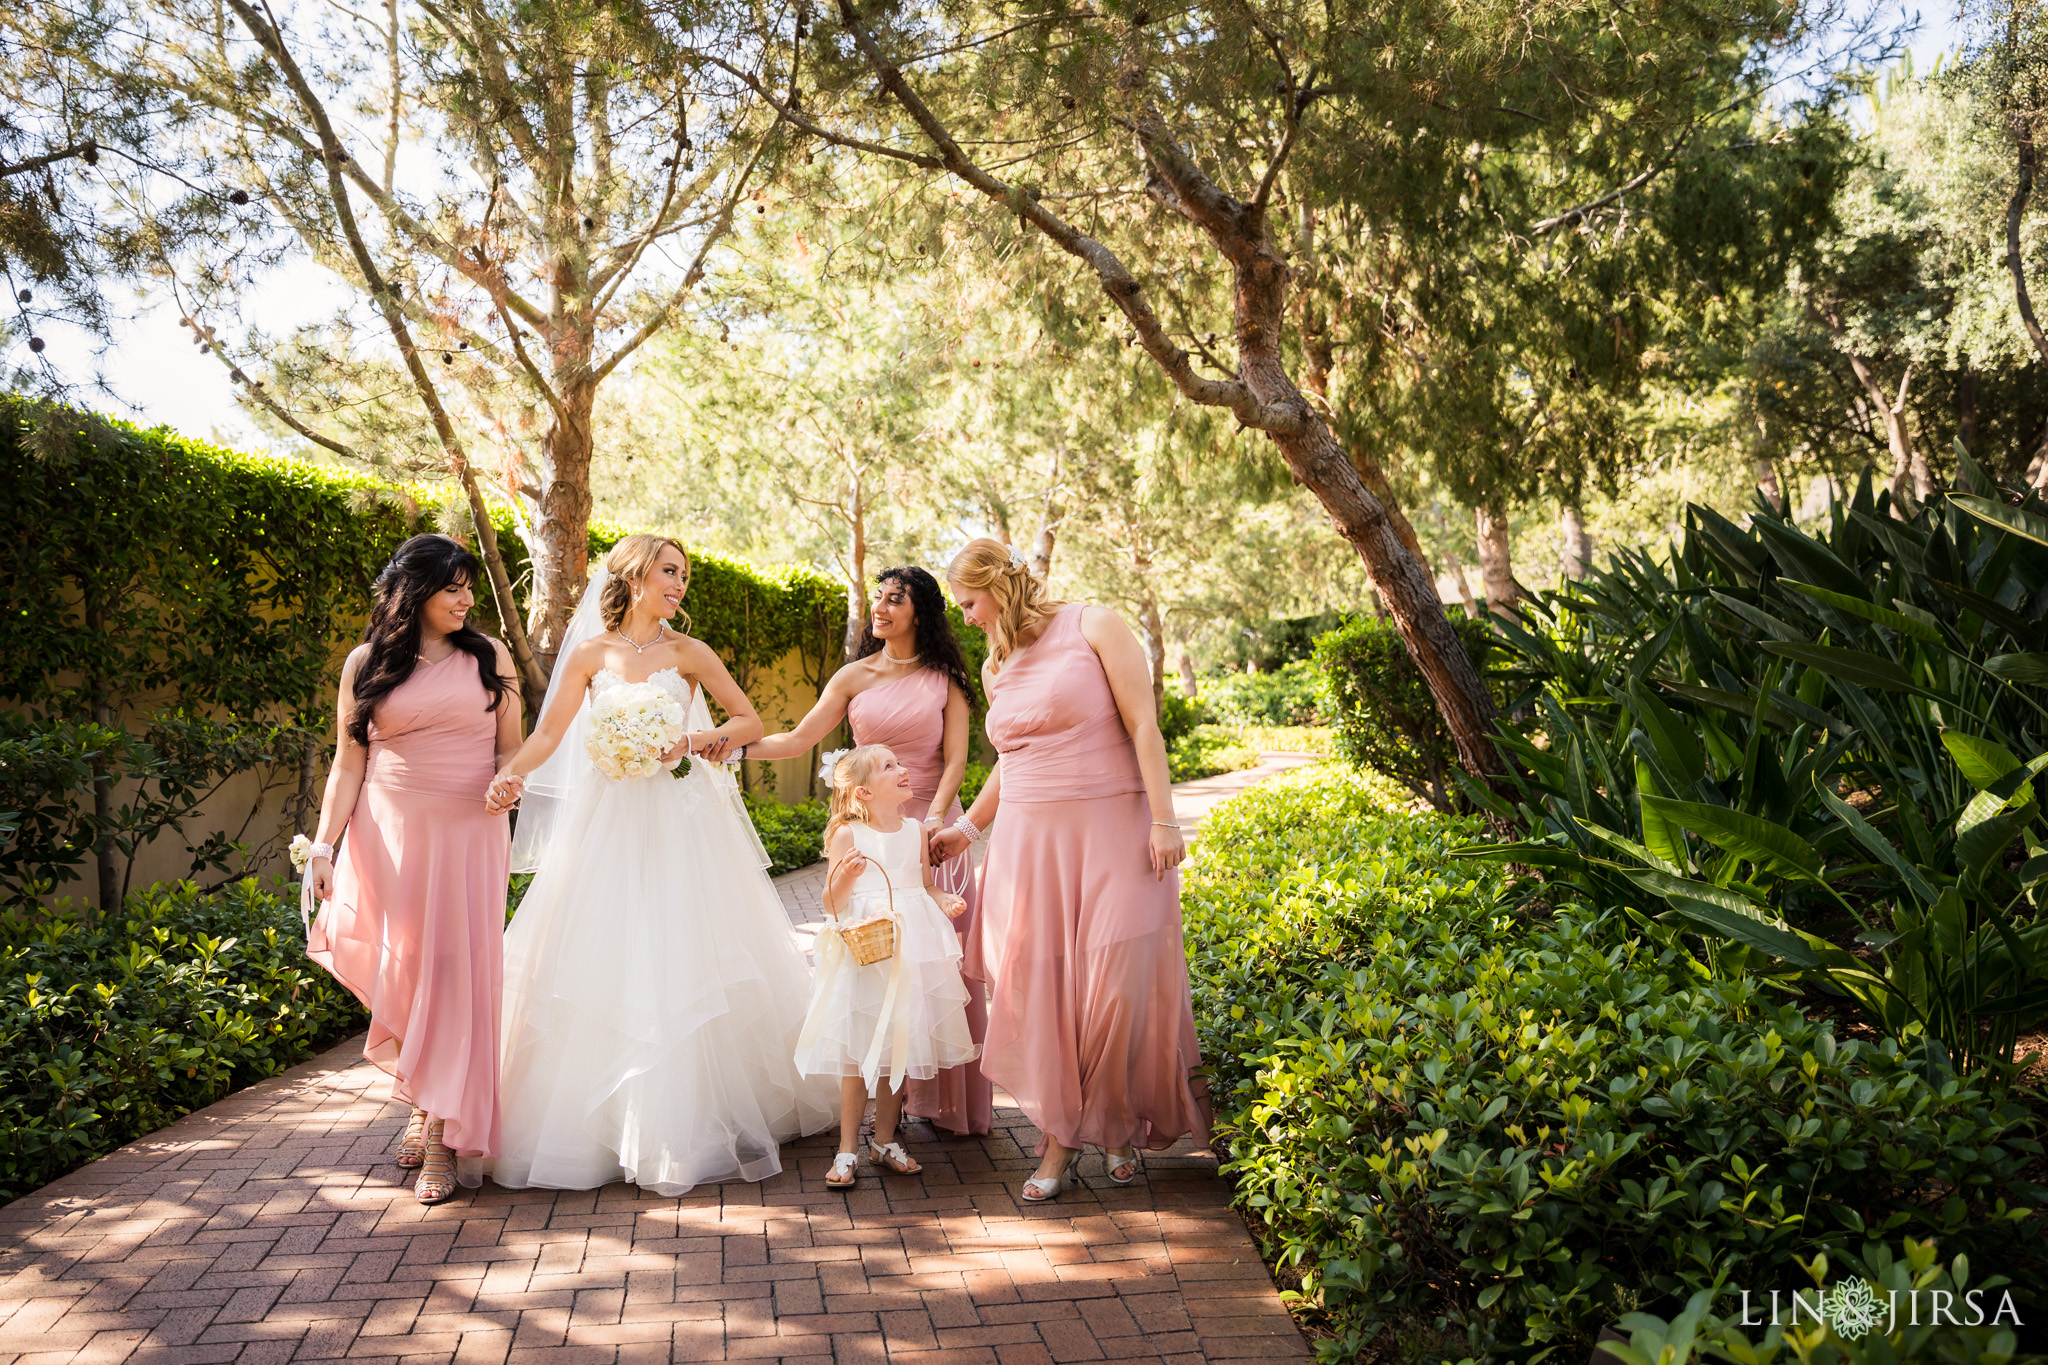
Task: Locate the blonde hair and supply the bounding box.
[824,745,895,842]
[946,537,1064,671]
[600,533,691,633]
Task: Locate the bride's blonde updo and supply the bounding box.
[599,533,691,633]
[946,537,1064,671]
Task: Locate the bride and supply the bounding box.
[483,533,836,1193]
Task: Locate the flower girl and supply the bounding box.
[798,745,979,1186]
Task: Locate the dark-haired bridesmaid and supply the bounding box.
[304,533,522,1204]
[745,566,994,1136]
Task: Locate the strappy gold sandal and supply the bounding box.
[866,1137,923,1175]
[395,1109,428,1169]
[414,1119,456,1206]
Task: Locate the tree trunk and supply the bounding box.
[1755,458,1785,514]
[842,479,868,663]
[1559,503,1590,579]
[2010,113,2048,373]
[1476,501,1517,618]
[823,23,1502,786]
[1451,562,1480,618]
[1957,364,1979,471]
[1828,313,1922,517]
[526,374,597,664]
[1030,446,1063,580]
[1177,648,1198,699]
[1139,594,1167,714]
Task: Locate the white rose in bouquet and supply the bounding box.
[585,682,690,781]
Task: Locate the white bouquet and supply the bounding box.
[585,681,690,781]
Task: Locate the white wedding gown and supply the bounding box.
[490,666,837,1194]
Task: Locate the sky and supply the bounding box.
[13,0,1974,455]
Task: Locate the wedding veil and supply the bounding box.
[507,570,610,874]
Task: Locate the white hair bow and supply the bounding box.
[818,747,852,785]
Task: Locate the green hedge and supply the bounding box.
[1182,767,2045,1364]
[1200,660,1325,727]
[0,398,851,903]
[0,879,368,1200]
[744,794,830,875]
[1312,611,1508,814]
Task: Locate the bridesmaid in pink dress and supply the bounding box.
[742,566,994,1136]
[930,539,1210,1201]
[303,535,522,1205]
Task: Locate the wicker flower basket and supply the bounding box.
[832,862,897,965]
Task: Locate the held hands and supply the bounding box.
[1149,822,1186,881]
[928,827,971,864]
[485,771,524,814]
[695,731,735,764]
[937,892,967,921]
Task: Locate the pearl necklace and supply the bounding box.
[616,623,669,654]
[881,645,920,664]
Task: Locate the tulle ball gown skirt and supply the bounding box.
[490,765,837,1194]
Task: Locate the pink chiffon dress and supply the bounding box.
[965,604,1211,1155]
[309,651,508,1171]
[848,667,995,1135]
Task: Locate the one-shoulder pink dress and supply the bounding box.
[848,667,994,1135]
[966,604,1211,1154]
[310,651,508,1168]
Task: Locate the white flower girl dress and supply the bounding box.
[794,819,980,1091]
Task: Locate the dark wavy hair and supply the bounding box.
[348,534,511,746]
[856,566,975,699]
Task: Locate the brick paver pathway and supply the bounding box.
[0,763,1318,1365]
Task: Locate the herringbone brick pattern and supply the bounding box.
[0,1043,1306,1364]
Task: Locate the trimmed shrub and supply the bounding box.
[743,794,830,875]
[0,879,368,1200]
[1182,768,2045,1364]
[1313,612,1504,813]
[1159,689,1214,747]
[1169,724,1257,782]
[1201,659,1324,727]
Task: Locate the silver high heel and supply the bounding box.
[1104,1148,1140,1186]
[1020,1149,1082,1203]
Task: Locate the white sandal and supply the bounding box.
[866,1138,923,1175]
[1105,1148,1140,1186]
[825,1152,859,1188]
[1021,1150,1082,1203]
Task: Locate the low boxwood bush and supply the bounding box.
[744,794,829,875]
[1183,768,2046,1364]
[1202,659,1325,727]
[0,879,367,1201]
[1170,723,1258,782]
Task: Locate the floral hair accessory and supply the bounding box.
[1007,546,1028,570]
[818,747,852,785]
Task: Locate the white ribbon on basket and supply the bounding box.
[794,861,914,1093]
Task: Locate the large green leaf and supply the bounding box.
[1984,653,2048,684]
[1940,731,2021,791]
[1950,493,2048,549]
[1639,797,1822,878]
[1816,781,1938,906]
[1662,898,1822,967]
[1757,642,1935,698]
[1777,579,1942,643]
[1627,676,1704,789]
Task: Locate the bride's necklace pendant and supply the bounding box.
[617,623,667,655]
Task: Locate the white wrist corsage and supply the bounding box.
[289,836,333,871]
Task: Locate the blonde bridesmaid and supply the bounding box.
[304,534,521,1205]
[928,539,1211,1201]
[745,566,994,1136]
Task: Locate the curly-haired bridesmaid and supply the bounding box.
[929,538,1211,1201]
